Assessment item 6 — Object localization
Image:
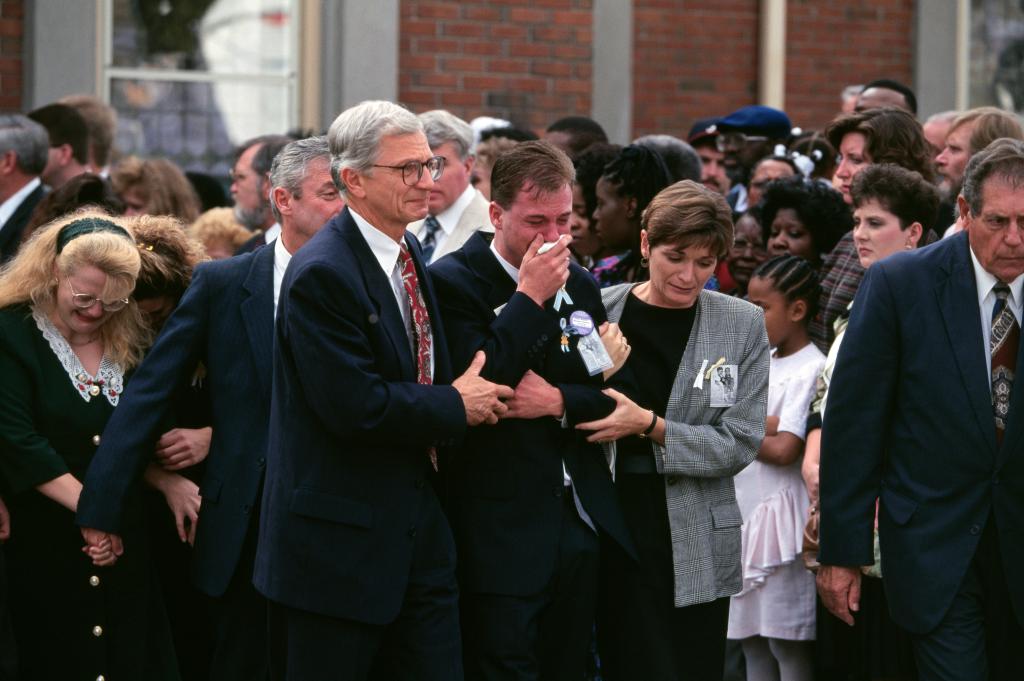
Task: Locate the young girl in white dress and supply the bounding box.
[728,255,825,681]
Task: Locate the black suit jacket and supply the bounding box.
[253,208,467,624]
[77,245,276,597]
[0,183,46,263]
[430,232,635,596]
[821,231,1024,633]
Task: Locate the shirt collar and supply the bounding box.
[0,177,40,227]
[488,239,520,284]
[433,185,480,235]
[264,222,282,244]
[273,234,292,270]
[350,208,402,276]
[969,243,1024,314]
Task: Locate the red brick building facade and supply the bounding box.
[0,0,23,113]
[399,0,916,137]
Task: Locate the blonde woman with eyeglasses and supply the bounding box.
[0,212,179,680]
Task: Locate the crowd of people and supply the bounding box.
[0,77,1019,681]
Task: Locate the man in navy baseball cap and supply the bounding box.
[714,105,793,212]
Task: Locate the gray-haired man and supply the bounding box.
[409,109,492,264]
[77,136,342,681]
[0,115,49,262]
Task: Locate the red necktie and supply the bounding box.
[398,242,437,469]
[991,283,1018,445]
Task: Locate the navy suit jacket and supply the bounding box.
[430,232,635,596]
[77,245,276,597]
[820,231,1024,634]
[0,183,46,264]
[253,208,466,624]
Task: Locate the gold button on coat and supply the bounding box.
[92,625,103,637]
[91,435,101,446]
[89,575,100,587]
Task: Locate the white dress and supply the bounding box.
[727,342,825,641]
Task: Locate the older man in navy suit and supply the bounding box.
[819,139,1024,680]
[77,136,343,680]
[253,100,513,681]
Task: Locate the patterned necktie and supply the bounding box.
[991,283,1019,444]
[397,242,437,469]
[420,215,442,263]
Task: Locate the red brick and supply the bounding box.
[416,72,459,87]
[463,75,506,90]
[0,18,19,37]
[443,22,486,38]
[402,20,438,36]
[415,3,460,19]
[464,6,502,21]
[441,56,485,71]
[507,7,549,23]
[487,58,530,74]
[532,61,572,77]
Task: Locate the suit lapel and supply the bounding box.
[240,245,276,400]
[338,212,416,380]
[462,232,516,311]
[935,237,997,457]
[0,184,45,260]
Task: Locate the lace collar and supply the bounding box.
[31,307,124,406]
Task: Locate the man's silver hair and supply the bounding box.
[327,100,423,198]
[419,109,474,160]
[270,135,332,223]
[0,114,49,176]
[926,110,960,126]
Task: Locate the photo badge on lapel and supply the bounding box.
[709,362,738,407]
[563,310,613,376]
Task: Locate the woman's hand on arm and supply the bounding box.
[0,496,9,542]
[155,427,212,471]
[598,323,631,380]
[575,388,660,443]
[144,464,201,545]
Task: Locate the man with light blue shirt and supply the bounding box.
[819,138,1024,680]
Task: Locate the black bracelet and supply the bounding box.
[638,410,658,438]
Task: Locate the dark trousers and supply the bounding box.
[0,548,15,681]
[267,494,462,681]
[461,490,600,681]
[912,517,1024,681]
[598,473,730,681]
[209,519,268,681]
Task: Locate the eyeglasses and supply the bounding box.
[716,132,768,152]
[372,156,445,186]
[66,278,129,312]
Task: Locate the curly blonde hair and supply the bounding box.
[129,214,208,304]
[188,207,251,258]
[0,210,150,368]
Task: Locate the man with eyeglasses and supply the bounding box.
[253,100,513,680]
[715,105,793,214]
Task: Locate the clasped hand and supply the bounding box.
[80,527,124,567]
[453,351,515,425]
[575,388,651,443]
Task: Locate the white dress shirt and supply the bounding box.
[0,177,40,231]
[969,244,1024,383]
[272,236,292,318]
[351,208,434,379]
[426,184,478,262]
[264,222,282,245]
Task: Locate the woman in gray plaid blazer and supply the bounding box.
[578,181,769,680]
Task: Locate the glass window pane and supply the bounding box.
[111,77,292,175]
[970,0,1024,112]
[111,0,295,76]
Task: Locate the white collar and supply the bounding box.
[0,177,40,227]
[969,243,1024,315]
[274,234,292,269]
[264,222,282,244]
[488,239,520,284]
[350,208,402,277]
[433,185,479,234]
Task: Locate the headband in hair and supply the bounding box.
[56,217,131,254]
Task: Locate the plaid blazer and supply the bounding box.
[602,285,770,608]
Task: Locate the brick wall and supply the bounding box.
[0,0,23,112]
[632,0,760,140]
[785,0,916,130]
[398,0,594,130]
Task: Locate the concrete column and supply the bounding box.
[592,0,632,144]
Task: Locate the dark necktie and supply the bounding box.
[991,283,1018,444]
[420,215,441,263]
[397,242,437,469]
